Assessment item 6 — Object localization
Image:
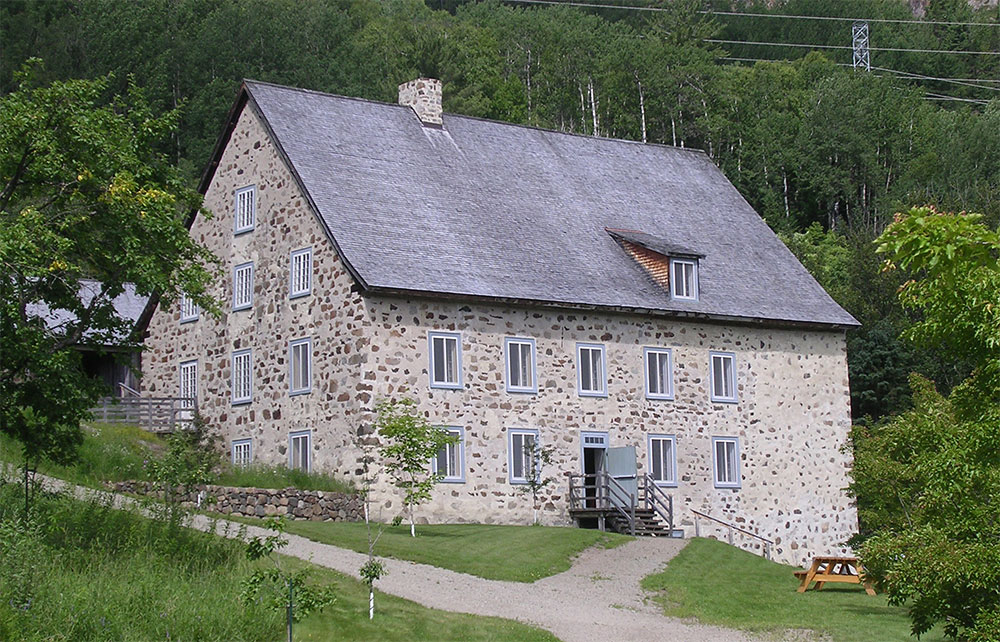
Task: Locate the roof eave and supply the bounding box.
[362,285,860,332]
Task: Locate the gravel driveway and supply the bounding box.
[34,473,758,641]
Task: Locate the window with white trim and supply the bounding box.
[428,332,462,389]
[234,185,256,234]
[179,360,197,408]
[508,429,539,484]
[232,439,252,467]
[644,347,673,400]
[290,247,312,298]
[432,428,464,482]
[648,434,677,486]
[231,349,252,404]
[180,295,199,323]
[289,338,311,395]
[233,262,253,310]
[289,430,311,472]
[713,437,740,488]
[710,351,737,403]
[505,337,536,393]
[577,343,606,397]
[670,258,698,300]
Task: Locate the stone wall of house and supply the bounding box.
[142,101,374,478]
[361,295,856,566]
[111,481,363,521]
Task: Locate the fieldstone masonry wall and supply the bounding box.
[111,481,363,522]
[364,296,856,566]
[143,95,857,568]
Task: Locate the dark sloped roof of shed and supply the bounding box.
[241,80,857,328]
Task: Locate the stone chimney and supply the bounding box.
[398,78,442,126]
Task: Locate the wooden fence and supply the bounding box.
[90,397,197,433]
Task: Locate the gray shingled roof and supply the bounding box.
[243,81,857,328]
[27,281,149,344]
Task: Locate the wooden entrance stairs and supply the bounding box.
[568,471,675,537]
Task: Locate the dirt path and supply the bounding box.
[33,473,756,641]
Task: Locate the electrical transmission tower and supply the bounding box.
[852,21,871,71]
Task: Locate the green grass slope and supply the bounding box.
[641,538,945,642]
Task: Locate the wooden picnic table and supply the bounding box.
[795,556,876,596]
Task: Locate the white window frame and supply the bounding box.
[231,349,252,405]
[234,185,256,234]
[231,439,253,467]
[428,331,462,390]
[289,247,312,299]
[232,262,254,311]
[709,351,737,403]
[179,295,199,323]
[712,436,741,488]
[289,337,312,396]
[508,429,540,485]
[643,347,674,400]
[670,257,698,301]
[576,343,607,398]
[178,359,198,407]
[647,434,678,487]
[289,430,311,472]
[504,337,537,394]
[431,427,465,483]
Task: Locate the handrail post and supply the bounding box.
[695,513,700,537]
[630,492,636,536]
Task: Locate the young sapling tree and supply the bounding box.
[241,517,335,642]
[517,436,556,525]
[376,398,458,537]
[356,436,387,619]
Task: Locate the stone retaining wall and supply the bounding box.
[111,481,363,522]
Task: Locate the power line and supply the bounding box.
[504,0,1000,28]
[706,38,1000,56]
[874,66,1000,92]
[705,9,1000,28]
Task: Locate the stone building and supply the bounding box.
[142,78,859,564]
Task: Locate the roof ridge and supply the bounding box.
[243,78,711,158]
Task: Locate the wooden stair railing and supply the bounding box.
[568,472,674,537]
[692,509,773,560]
[90,396,198,433]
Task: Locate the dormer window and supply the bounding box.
[670,258,698,301]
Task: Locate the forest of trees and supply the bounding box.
[2,0,998,423]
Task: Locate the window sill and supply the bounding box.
[430,382,464,391]
[289,389,311,397]
[506,387,538,395]
[232,399,252,406]
[645,393,675,401]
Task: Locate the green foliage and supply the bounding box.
[851,208,1000,640]
[0,483,282,641]
[376,398,458,537]
[217,462,354,493]
[640,537,946,642]
[145,424,219,521]
[0,61,218,474]
[241,516,336,637]
[517,437,556,524]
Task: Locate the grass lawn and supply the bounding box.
[0,481,555,642]
[0,422,164,487]
[272,520,631,582]
[641,538,946,642]
[0,424,353,493]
